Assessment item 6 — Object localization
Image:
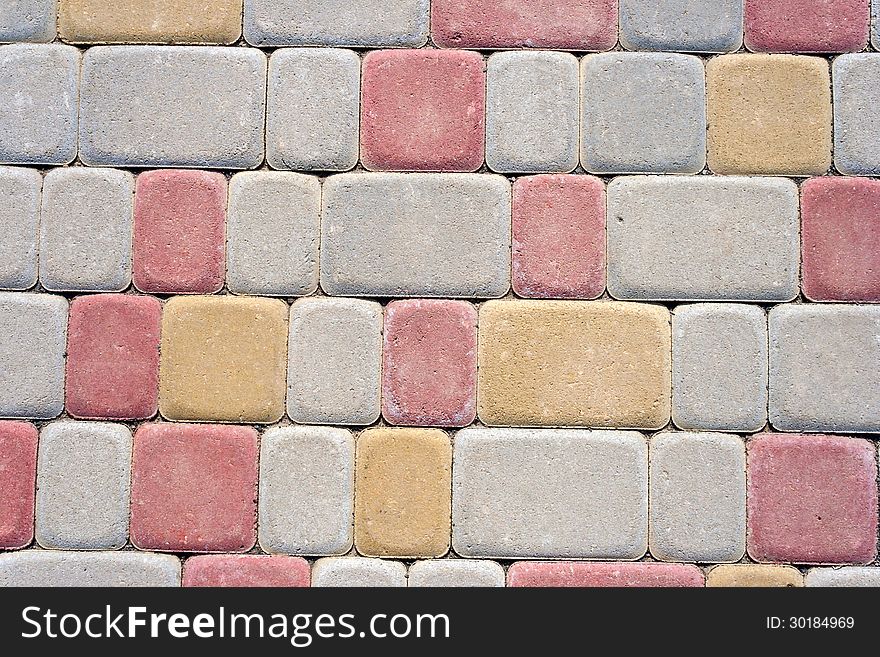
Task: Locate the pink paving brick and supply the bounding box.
[382,299,477,427]
[513,175,606,300]
[432,0,618,50]
[747,434,878,564]
[361,50,485,172]
[507,562,705,587]
[182,555,310,588]
[801,177,880,302]
[744,0,870,52]
[0,421,37,549]
[133,170,226,294]
[65,294,161,420]
[130,423,258,553]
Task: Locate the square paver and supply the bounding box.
[311,557,407,587]
[65,294,161,420]
[507,562,704,587]
[0,44,79,165]
[35,421,131,550]
[382,300,477,427]
[745,0,869,52]
[833,54,880,176]
[159,296,288,423]
[131,423,259,553]
[39,168,134,293]
[581,53,706,174]
[183,555,309,587]
[0,0,57,42]
[0,421,38,549]
[0,167,41,290]
[408,560,505,587]
[619,0,743,52]
[0,550,181,587]
[707,564,803,587]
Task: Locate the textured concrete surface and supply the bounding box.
[875,0,880,48]
[0,550,181,586]
[745,0,869,52]
[607,176,800,301]
[672,304,768,432]
[0,167,40,290]
[707,564,803,587]
[581,53,706,174]
[478,301,670,428]
[183,555,310,587]
[35,421,131,550]
[0,0,57,42]
[311,557,407,587]
[507,562,705,587]
[805,567,880,587]
[453,428,648,559]
[0,421,38,549]
[833,54,880,176]
[408,560,505,587]
[619,0,743,52]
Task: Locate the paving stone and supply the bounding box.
[745,0,869,52]
[321,173,511,298]
[59,0,242,44]
[227,172,320,297]
[80,46,266,169]
[747,434,878,564]
[486,51,579,174]
[607,177,800,302]
[361,50,485,172]
[287,298,382,425]
[801,176,880,302]
[35,421,131,550]
[649,432,746,563]
[408,560,505,588]
[453,428,648,559]
[0,292,67,419]
[382,300,477,427]
[874,0,880,48]
[355,428,451,559]
[707,54,832,175]
[769,305,880,432]
[0,167,41,290]
[431,0,618,50]
[477,301,670,428]
[39,168,134,293]
[0,550,181,586]
[619,0,743,52]
[244,0,429,47]
[258,426,354,556]
[672,304,768,432]
[160,296,288,424]
[507,562,705,587]
[65,294,161,420]
[805,567,880,587]
[130,423,259,553]
[311,557,407,587]
[0,421,37,549]
[183,555,310,587]
[581,53,706,174]
[833,54,880,176]
[133,170,226,294]
[707,564,804,587]
[267,48,360,172]
[512,175,606,300]
[0,44,79,165]
[0,0,57,42]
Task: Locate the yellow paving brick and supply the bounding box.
[707,564,804,587]
[478,300,671,428]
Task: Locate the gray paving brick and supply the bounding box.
[486,51,579,174]
[258,426,354,556]
[244,0,429,47]
[227,172,320,297]
[805,567,880,587]
[833,54,880,176]
[35,421,132,550]
[0,167,41,290]
[673,304,768,432]
[0,293,67,419]
[581,53,706,174]
[79,46,266,169]
[769,305,880,433]
[0,550,181,586]
[267,48,360,172]
[311,557,406,587]
[874,0,879,49]
[0,44,79,165]
[607,176,800,301]
[620,0,743,53]
[287,298,382,425]
[452,428,648,560]
[649,432,746,563]
[39,167,134,293]
[321,173,511,298]
[408,560,505,587]
[0,0,57,43]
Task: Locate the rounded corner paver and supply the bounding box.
[311,557,407,587]
[183,555,310,587]
[707,564,803,587]
[744,0,870,53]
[619,0,743,53]
[0,420,38,549]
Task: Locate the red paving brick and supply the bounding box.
[183,555,310,587]
[507,562,705,587]
[0,421,38,549]
[745,0,870,52]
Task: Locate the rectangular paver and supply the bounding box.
[453,428,648,559]
[408,560,505,587]
[607,177,800,301]
[0,0,57,42]
[35,421,131,550]
[321,173,511,298]
[507,562,705,587]
[833,54,880,176]
[745,0,869,52]
[183,555,309,587]
[707,564,804,587]
[619,0,743,52]
[0,421,38,549]
[478,301,670,428]
[0,551,181,586]
[80,46,266,169]
[805,567,880,587]
[0,167,41,290]
[875,0,880,48]
[311,557,407,587]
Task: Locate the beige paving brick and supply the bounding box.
[707,564,803,587]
